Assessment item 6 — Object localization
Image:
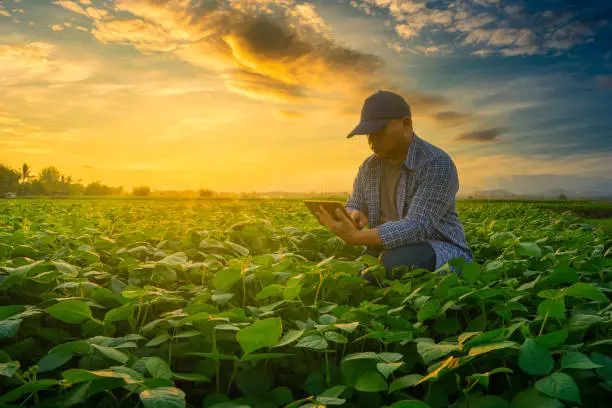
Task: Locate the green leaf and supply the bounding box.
[417,299,441,322]
[490,232,516,249]
[566,283,608,302]
[213,267,242,291]
[535,373,581,404]
[467,368,513,389]
[172,372,210,382]
[319,385,348,398]
[158,252,188,267]
[270,386,293,405]
[343,352,378,361]
[324,331,348,344]
[461,262,481,284]
[186,352,238,361]
[46,300,92,324]
[335,322,359,333]
[534,330,568,349]
[591,352,612,382]
[145,357,173,380]
[0,361,20,378]
[537,298,565,320]
[515,242,542,258]
[389,400,431,408]
[140,387,186,408]
[273,329,304,347]
[283,284,302,301]
[354,371,388,392]
[240,353,293,361]
[146,333,171,347]
[459,395,509,408]
[510,388,563,408]
[377,352,403,363]
[0,379,59,403]
[92,344,129,364]
[388,374,423,393]
[561,351,603,369]
[104,303,135,323]
[519,339,554,375]
[295,335,328,350]
[62,368,138,384]
[0,319,22,339]
[417,342,460,364]
[255,284,284,300]
[316,396,346,405]
[377,362,403,378]
[237,317,282,354]
[467,341,519,357]
[38,351,73,373]
[566,313,603,331]
[305,371,324,395]
[0,306,25,320]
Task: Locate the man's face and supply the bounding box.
[366,117,411,158]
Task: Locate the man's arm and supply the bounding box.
[374,155,458,250]
[345,162,368,214]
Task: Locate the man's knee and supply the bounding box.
[380,242,436,278]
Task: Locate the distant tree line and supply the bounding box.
[0,163,123,196]
[0,162,218,198]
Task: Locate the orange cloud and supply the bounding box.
[86,0,385,104]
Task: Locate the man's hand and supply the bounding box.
[347,209,368,230]
[316,204,360,245]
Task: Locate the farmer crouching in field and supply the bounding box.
[316,89,473,279]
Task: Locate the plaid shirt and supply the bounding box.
[345,133,473,271]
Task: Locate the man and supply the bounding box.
[316,89,473,278]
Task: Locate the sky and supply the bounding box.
[1,0,611,194]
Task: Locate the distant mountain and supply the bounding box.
[465,188,612,200]
[473,189,516,198]
[574,190,612,198]
[540,189,571,197]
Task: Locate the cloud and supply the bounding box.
[275,109,303,119]
[595,75,612,89]
[53,0,109,21]
[84,0,385,104]
[221,68,308,103]
[0,41,98,86]
[0,111,41,137]
[349,0,610,58]
[454,127,507,142]
[483,174,612,195]
[432,111,474,127]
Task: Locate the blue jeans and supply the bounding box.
[361,241,436,280]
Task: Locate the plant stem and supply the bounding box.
[313,271,325,308]
[226,361,238,394]
[242,262,247,307]
[168,327,176,366]
[104,390,121,408]
[539,306,551,336]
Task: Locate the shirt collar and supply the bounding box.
[369,132,419,173]
[403,132,419,172]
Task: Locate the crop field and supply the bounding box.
[1,198,611,408]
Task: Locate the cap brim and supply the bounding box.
[346,118,390,138]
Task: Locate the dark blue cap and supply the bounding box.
[347,90,412,138]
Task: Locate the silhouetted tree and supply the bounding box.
[20,163,31,184]
[39,166,62,195]
[132,186,151,196]
[0,164,20,194]
[199,188,216,197]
